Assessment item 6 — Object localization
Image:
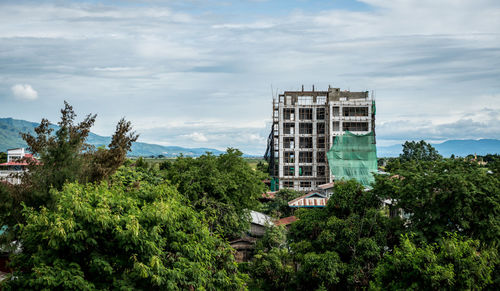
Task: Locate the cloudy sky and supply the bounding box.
[1,0,499,154]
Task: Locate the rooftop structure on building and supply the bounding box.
[265,85,377,192]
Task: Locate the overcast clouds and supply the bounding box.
[1,0,499,154]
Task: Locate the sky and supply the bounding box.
[1,0,500,155]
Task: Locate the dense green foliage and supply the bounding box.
[247,226,295,290]
[262,189,302,219]
[372,233,497,290]
[246,144,499,290]
[486,154,500,176]
[255,160,269,175]
[2,107,499,291]
[165,149,266,239]
[287,181,400,290]
[83,118,139,183]
[4,179,245,290]
[246,181,403,290]
[0,102,137,244]
[400,140,442,162]
[134,156,149,169]
[373,159,500,245]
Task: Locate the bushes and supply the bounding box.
[372,233,497,290]
[4,181,245,290]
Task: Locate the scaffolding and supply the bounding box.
[326,131,377,187]
[265,85,375,192]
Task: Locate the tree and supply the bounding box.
[158,160,171,171]
[134,157,148,169]
[21,101,96,196]
[262,189,302,219]
[371,233,497,290]
[247,226,295,290]
[288,180,400,289]
[399,140,442,162]
[166,149,266,239]
[0,152,7,163]
[256,160,269,175]
[83,118,139,183]
[3,179,245,290]
[297,251,345,290]
[483,154,500,163]
[0,102,138,244]
[487,156,500,176]
[19,102,138,192]
[372,159,500,246]
[0,103,97,239]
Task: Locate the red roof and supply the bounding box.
[0,161,30,166]
[0,154,39,166]
[261,191,277,199]
[275,216,298,226]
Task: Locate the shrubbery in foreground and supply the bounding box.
[4,181,245,290]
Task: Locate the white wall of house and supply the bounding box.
[7,148,25,162]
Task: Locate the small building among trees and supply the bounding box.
[0,148,38,184]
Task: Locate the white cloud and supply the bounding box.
[184,132,208,142]
[1,1,500,153]
[212,21,275,30]
[93,67,135,72]
[377,107,500,142]
[11,84,38,100]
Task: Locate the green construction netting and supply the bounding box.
[327,131,377,187]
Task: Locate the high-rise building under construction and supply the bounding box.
[265,86,377,192]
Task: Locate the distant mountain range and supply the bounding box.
[2,118,499,158]
[0,118,225,157]
[378,139,500,157]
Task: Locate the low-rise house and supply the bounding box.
[229,237,257,263]
[0,148,37,185]
[288,192,328,208]
[230,210,273,262]
[249,210,273,237]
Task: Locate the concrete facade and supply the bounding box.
[270,86,375,192]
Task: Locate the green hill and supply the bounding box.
[0,118,225,157]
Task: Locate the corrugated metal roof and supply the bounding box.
[250,210,273,226]
[317,182,334,190]
[274,216,298,226]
